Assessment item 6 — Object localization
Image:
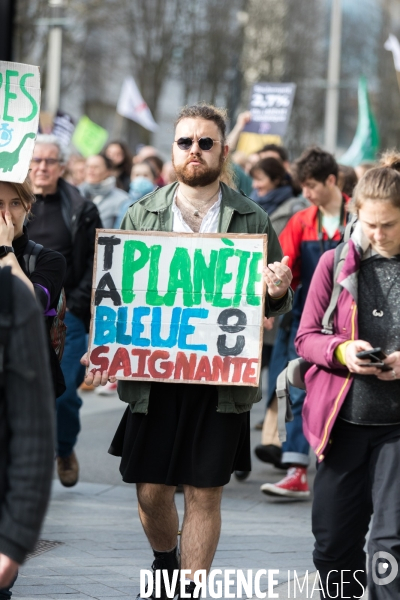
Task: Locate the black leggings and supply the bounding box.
[313,419,400,600]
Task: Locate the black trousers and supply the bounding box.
[313,418,400,600]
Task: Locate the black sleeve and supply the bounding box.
[0,277,55,563]
[30,248,67,312]
[66,204,102,319]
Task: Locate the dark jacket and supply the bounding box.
[117,181,293,414]
[13,228,67,398]
[251,186,310,238]
[0,274,55,564]
[57,179,102,330]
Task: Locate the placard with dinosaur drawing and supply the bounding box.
[0,61,40,183]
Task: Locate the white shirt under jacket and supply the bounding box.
[172,191,222,233]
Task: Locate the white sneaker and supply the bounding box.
[94,381,118,396]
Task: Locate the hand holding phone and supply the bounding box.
[356,347,391,371]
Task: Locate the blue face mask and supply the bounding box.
[129,176,156,198]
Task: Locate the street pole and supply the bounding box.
[0,0,15,60]
[324,0,342,153]
[46,0,65,115]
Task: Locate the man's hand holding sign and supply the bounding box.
[264,255,292,299]
[82,240,292,387]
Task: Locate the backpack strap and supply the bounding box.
[343,215,357,243]
[321,218,357,333]
[0,267,13,387]
[23,240,44,276]
[276,366,294,443]
[321,241,350,335]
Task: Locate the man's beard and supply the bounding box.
[172,152,224,187]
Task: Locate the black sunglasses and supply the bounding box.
[175,137,221,151]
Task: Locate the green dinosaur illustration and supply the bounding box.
[0,132,36,173]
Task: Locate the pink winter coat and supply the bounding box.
[294,239,361,462]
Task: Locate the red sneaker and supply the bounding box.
[260,467,310,499]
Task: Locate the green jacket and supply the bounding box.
[117,181,293,414]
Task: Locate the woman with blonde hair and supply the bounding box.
[295,153,400,598]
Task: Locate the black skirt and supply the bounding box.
[109,382,251,487]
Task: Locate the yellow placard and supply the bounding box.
[236,133,282,156]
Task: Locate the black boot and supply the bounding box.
[137,547,180,600]
[179,580,198,599]
[234,470,250,481]
[254,444,286,469]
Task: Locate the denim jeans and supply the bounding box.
[268,316,310,466]
[56,311,86,457]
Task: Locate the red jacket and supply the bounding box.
[278,200,348,293]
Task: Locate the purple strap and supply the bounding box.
[34,284,57,316]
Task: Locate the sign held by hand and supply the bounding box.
[0,61,40,183]
[88,231,267,387]
[244,82,296,137]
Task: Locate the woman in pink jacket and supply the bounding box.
[295,156,400,599]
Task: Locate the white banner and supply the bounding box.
[0,61,40,183]
[384,34,400,72]
[117,76,158,132]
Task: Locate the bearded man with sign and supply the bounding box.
[84,104,293,600]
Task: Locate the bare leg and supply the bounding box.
[137,483,179,551]
[261,395,281,447]
[180,486,223,577]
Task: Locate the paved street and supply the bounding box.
[13,387,320,599]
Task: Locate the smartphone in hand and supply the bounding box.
[356,347,391,371]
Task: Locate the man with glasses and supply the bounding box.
[86,104,293,600]
[28,134,102,488]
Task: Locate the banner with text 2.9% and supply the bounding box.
[88,231,267,386]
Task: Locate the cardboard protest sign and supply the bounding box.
[72,115,108,158]
[39,111,54,134]
[243,82,296,137]
[88,231,267,386]
[0,61,40,183]
[236,133,282,155]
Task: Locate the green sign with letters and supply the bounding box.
[0,61,40,183]
[72,116,109,158]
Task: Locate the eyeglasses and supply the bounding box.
[175,137,221,151]
[31,158,60,166]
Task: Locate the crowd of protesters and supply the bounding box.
[1,101,398,600]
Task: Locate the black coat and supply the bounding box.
[13,229,67,398]
[0,275,55,564]
[28,179,103,331]
[57,179,103,330]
